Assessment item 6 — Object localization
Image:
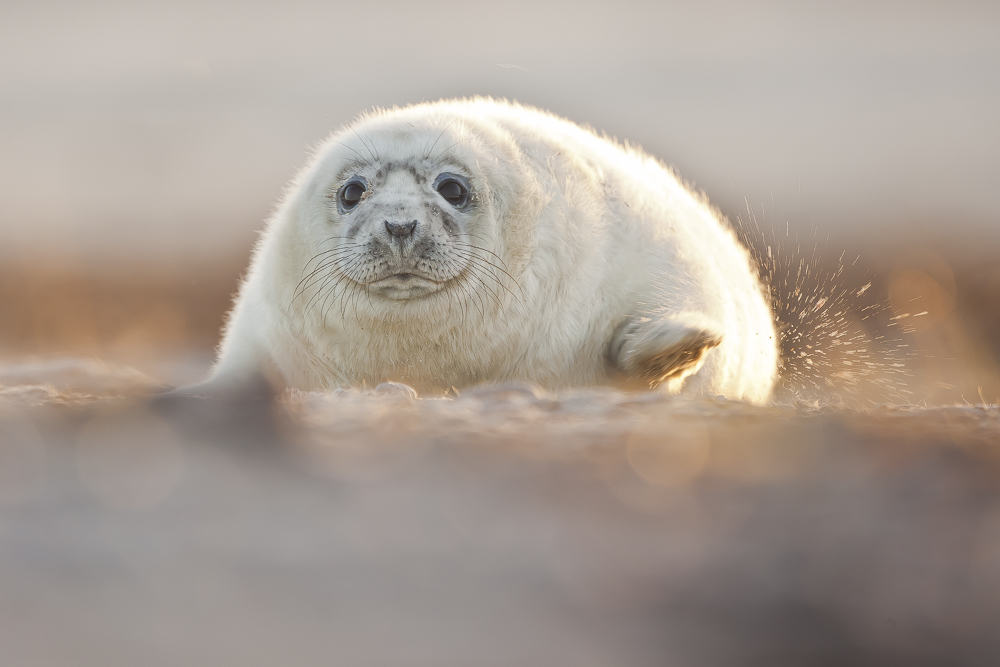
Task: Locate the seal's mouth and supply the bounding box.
[372,270,441,285]
[370,272,446,300]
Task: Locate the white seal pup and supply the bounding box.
[202,98,778,403]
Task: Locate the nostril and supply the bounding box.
[385,220,418,238]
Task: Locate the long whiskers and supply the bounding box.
[294,247,362,302]
[350,127,380,163]
[303,253,366,318]
[292,232,525,333]
[431,139,471,167]
[423,120,457,161]
[451,243,524,300]
[441,255,487,321]
[447,247,520,307]
[328,141,375,170]
[457,233,511,269]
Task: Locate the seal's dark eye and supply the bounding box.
[436,176,470,208]
[338,179,367,210]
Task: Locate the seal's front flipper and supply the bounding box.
[611,316,722,389]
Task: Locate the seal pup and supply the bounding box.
[199,98,778,403]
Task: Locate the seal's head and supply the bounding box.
[286,104,536,322]
[330,158,476,301]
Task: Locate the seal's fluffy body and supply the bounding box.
[210,99,778,403]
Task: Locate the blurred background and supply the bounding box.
[1,0,998,401]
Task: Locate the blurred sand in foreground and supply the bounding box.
[1,365,1000,665]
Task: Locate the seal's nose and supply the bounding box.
[385,220,418,239]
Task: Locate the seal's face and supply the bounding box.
[291,111,534,331]
[327,159,477,301]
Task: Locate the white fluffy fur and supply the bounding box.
[206,98,778,403]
